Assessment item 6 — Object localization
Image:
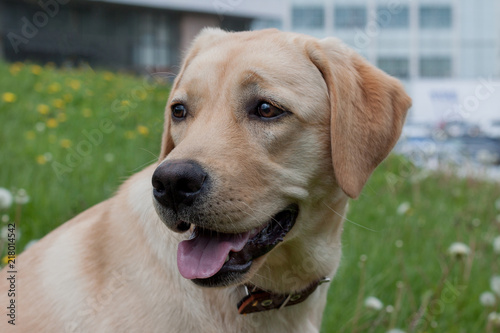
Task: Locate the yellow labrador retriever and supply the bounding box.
[1,29,410,332]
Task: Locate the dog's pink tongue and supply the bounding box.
[177,230,251,279]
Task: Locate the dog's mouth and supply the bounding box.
[176,204,299,287]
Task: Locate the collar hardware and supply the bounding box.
[237,277,331,314]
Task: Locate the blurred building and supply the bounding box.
[281,0,500,81]
[0,0,284,70]
[3,0,497,80]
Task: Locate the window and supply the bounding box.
[335,6,366,29]
[377,57,409,78]
[420,57,452,78]
[419,6,452,29]
[134,12,176,68]
[251,19,282,31]
[292,6,324,29]
[377,6,409,29]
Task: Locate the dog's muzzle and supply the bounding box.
[152,160,300,288]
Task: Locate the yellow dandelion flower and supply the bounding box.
[121,100,131,106]
[125,131,136,139]
[136,90,148,101]
[34,83,43,92]
[2,255,14,265]
[36,155,47,165]
[103,72,114,81]
[82,108,92,118]
[9,63,22,75]
[25,131,36,140]
[137,125,149,136]
[52,99,65,109]
[2,92,17,103]
[60,139,72,148]
[69,79,81,90]
[57,112,67,122]
[46,118,58,128]
[48,82,62,94]
[63,93,73,103]
[31,65,42,75]
[37,104,50,115]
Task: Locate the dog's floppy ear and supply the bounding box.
[307,38,411,198]
[159,28,228,160]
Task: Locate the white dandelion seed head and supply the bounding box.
[1,226,8,239]
[480,291,497,307]
[14,189,30,205]
[385,305,394,313]
[24,239,39,250]
[43,152,53,162]
[1,214,8,223]
[397,202,411,215]
[491,276,500,297]
[488,312,500,326]
[0,188,13,210]
[387,329,406,333]
[493,236,500,255]
[472,218,481,227]
[104,153,115,163]
[395,240,404,248]
[35,122,46,132]
[364,296,383,311]
[447,242,470,259]
[359,254,368,262]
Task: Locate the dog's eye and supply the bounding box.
[256,102,285,119]
[171,104,187,119]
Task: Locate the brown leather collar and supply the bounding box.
[237,277,331,314]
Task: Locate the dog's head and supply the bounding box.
[152,29,411,290]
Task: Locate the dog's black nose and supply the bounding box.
[152,160,207,212]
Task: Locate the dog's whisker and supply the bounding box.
[251,271,277,285]
[133,158,159,172]
[148,71,177,82]
[238,201,284,230]
[323,202,378,233]
[231,201,262,223]
[139,148,160,160]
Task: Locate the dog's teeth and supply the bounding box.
[225,255,230,263]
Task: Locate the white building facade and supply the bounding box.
[280,0,500,81]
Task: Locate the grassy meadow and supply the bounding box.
[0,61,499,332]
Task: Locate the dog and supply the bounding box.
[0,28,410,332]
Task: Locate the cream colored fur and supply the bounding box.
[0,28,410,332]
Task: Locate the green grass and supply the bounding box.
[1,61,499,332]
[0,61,169,247]
[322,157,500,332]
